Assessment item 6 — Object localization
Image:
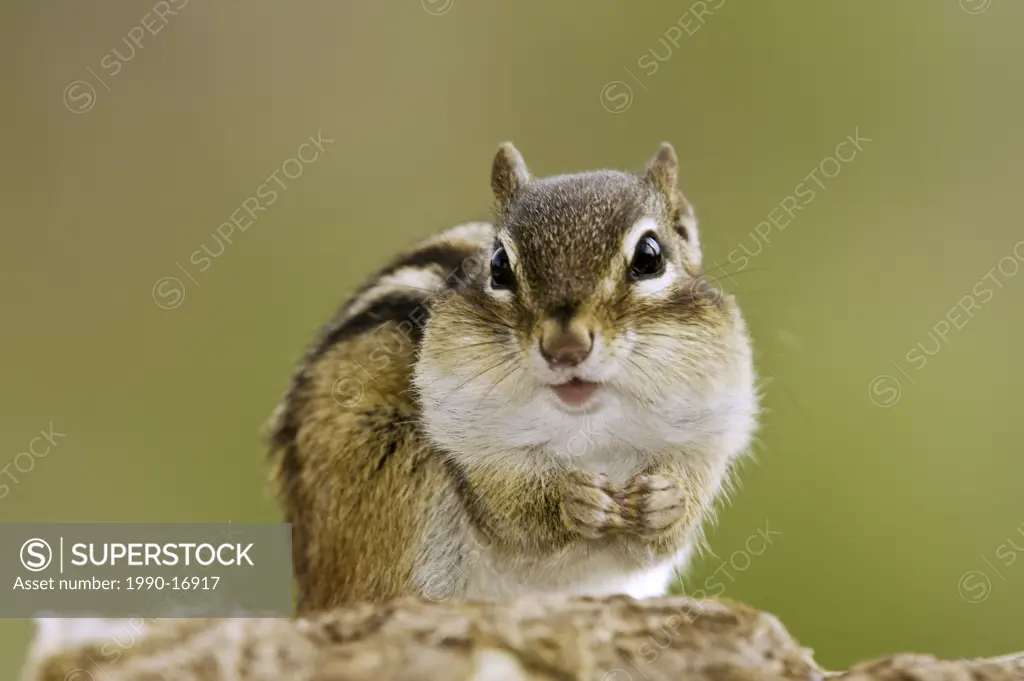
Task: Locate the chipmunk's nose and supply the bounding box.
[539,318,594,368]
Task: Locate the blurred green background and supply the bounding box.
[3,0,1023,676]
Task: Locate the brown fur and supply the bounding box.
[271,310,452,611]
[270,143,755,611]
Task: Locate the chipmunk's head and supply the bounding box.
[414,143,756,470]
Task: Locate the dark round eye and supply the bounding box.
[629,233,665,280]
[490,245,516,290]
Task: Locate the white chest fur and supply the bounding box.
[412,436,696,601]
[463,434,690,598]
[458,539,687,600]
[414,349,756,601]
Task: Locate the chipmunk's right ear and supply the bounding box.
[491,142,530,210]
[645,142,681,204]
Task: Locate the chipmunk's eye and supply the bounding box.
[490,245,516,291]
[629,233,665,280]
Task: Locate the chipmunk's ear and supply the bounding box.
[491,142,530,210]
[645,142,699,251]
[645,142,678,199]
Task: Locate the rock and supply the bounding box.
[21,596,1024,681]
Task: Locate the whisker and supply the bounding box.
[468,308,518,332]
[437,353,517,407]
[452,339,509,352]
[482,357,521,402]
[623,354,667,392]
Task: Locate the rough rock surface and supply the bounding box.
[23,596,1024,681]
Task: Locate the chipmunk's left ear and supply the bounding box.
[645,142,699,249]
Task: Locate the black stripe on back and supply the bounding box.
[309,295,429,364]
[310,240,482,364]
[380,243,474,279]
[337,241,475,319]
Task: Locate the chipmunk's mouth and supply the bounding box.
[550,378,601,407]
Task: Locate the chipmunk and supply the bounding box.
[20,144,757,680]
[269,142,758,613]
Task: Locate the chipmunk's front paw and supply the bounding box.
[562,472,624,539]
[622,474,688,538]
